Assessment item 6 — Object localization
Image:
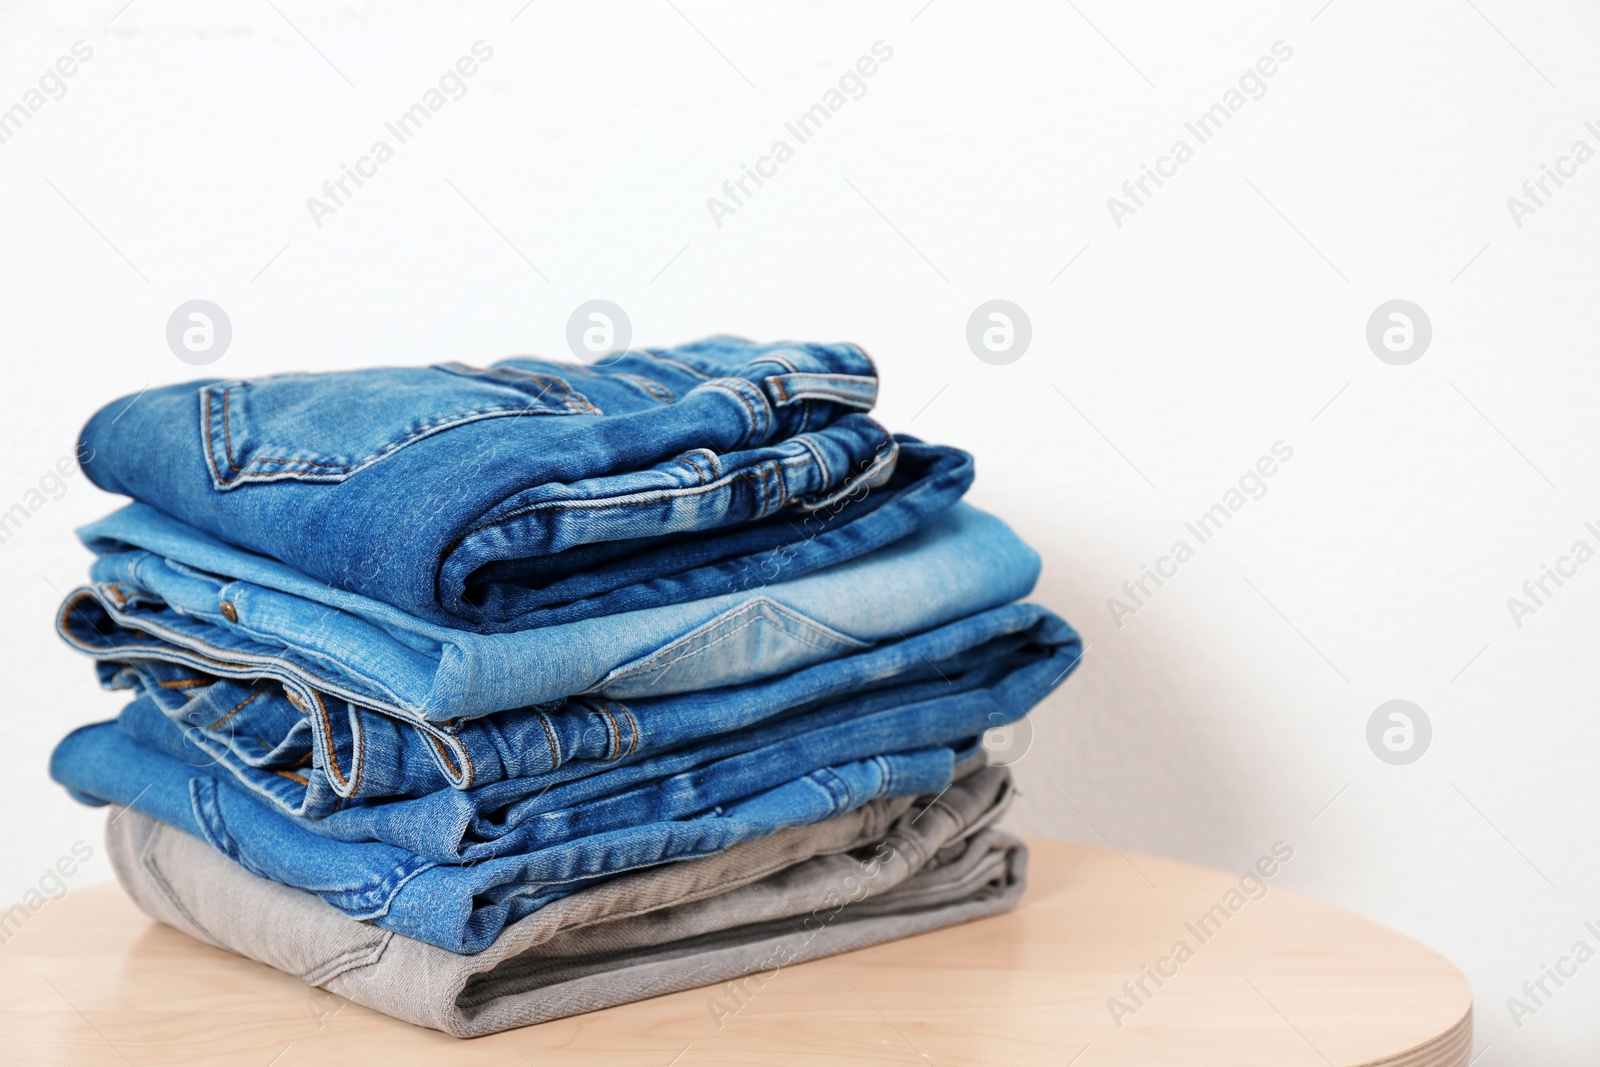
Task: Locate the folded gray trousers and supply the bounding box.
[106,760,1025,1037]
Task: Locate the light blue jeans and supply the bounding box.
[99,602,1078,819]
[61,502,1040,723]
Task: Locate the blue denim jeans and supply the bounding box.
[105,604,1080,831]
[77,338,937,631]
[60,503,1040,728]
[52,720,959,953]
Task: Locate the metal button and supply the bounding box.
[220,601,238,623]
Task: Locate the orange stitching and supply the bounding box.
[207,686,264,730]
[426,733,461,778]
[620,705,639,758]
[528,373,600,415]
[309,690,358,793]
[597,703,621,761]
[62,592,94,616]
[535,711,559,768]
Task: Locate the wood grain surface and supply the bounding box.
[0,836,1472,1066]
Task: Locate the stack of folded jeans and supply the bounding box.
[48,337,1082,1036]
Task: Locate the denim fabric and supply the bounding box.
[51,720,957,952]
[77,339,920,629]
[79,599,1077,820]
[59,502,1041,726]
[103,763,1020,1037]
[106,607,1075,860]
[442,439,972,630]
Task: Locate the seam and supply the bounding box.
[446,727,474,785]
[534,711,561,769]
[616,373,674,403]
[874,754,894,797]
[518,371,600,415]
[545,814,879,928]
[414,719,474,787]
[200,387,222,486]
[223,387,240,471]
[308,689,358,794]
[672,453,711,483]
[426,732,461,779]
[445,363,601,414]
[596,702,621,761]
[463,465,776,529]
[791,434,897,512]
[209,369,600,486]
[206,687,264,730]
[464,456,828,534]
[607,599,865,684]
[299,934,394,986]
[792,435,830,488]
[707,379,758,432]
[764,353,800,373]
[619,704,639,758]
[222,399,544,472]
[61,588,427,722]
[761,458,787,515]
[786,386,877,407]
[799,769,845,817]
[139,826,217,944]
[638,351,711,379]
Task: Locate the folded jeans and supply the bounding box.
[98,601,1079,823]
[78,338,913,628]
[62,503,1042,723]
[108,607,1072,860]
[103,760,1023,1037]
[52,719,961,952]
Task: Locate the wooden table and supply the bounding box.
[0,837,1472,1066]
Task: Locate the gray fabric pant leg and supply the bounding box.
[106,763,1024,1038]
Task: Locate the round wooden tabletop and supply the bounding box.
[0,836,1472,1066]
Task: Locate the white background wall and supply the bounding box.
[2,1,1597,1060]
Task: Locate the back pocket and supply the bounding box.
[594,596,872,698]
[203,363,599,489]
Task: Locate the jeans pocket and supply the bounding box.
[202,363,599,489]
[188,775,432,920]
[137,815,392,985]
[594,597,872,698]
